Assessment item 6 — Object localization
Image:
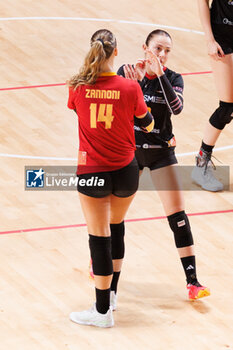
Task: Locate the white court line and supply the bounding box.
[0,145,232,161]
[176,144,233,157]
[0,17,204,35]
[0,154,76,161]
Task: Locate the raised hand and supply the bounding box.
[123,60,147,81]
[123,64,137,80]
[147,50,164,77]
[134,59,147,81]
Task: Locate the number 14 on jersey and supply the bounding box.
[90,103,115,129]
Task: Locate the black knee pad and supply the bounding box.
[111,221,125,259]
[167,211,194,248]
[89,235,113,276]
[209,101,233,130]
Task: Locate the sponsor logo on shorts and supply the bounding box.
[223,18,233,25]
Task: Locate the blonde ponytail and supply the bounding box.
[68,29,116,89]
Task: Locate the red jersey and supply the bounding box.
[68,72,147,174]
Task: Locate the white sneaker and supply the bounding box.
[69,303,114,328]
[191,163,223,192]
[192,150,223,192]
[110,291,117,311]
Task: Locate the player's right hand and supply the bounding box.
[134,59,147,81]
[123,64,137,80]
[207,40,225,60]
[123,61,147,81]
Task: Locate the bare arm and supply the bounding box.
[197,0,214,41]
[197,0,224,59]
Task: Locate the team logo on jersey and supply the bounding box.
[26,168,45,188]
[173,86,183,93]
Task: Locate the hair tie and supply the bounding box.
[97,38,105,45]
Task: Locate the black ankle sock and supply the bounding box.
[180,256,198,285]
[201,141,214,154]
[110,271,121,293]
[95,288,110,314]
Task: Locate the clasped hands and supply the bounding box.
[123,50,164,81]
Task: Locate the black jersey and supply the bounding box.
[211,0,233,25]
[117,66,184,148]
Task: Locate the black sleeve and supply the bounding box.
[117,65,125,77]
[136,111,154,133]
[158,73,184,115]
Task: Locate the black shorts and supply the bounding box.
[135,147,178,171]
[77,157,139,198]
[212,23,233,55]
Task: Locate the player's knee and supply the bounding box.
[111,221,125,259]
[89,234,113,275]
[209,101,233,130]
[167,210,194,248]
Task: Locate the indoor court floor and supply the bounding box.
[0,1,232,349]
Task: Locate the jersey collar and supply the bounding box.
[100,72,116,76]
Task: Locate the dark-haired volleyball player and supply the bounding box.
[67,29,154,328]
[192,0,233,191]
[113,29,210,305]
